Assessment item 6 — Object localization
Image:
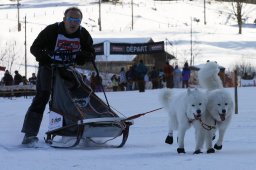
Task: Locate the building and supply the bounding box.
[84,38,175,74]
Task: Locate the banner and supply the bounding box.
[0,66,6,71]
[110,41,164,55]
[93,43,104,55]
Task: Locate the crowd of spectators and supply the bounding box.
[88,60,192,92]
[0,61,191,93]
[0,70,37,86]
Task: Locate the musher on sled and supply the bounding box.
[21,7,95,146]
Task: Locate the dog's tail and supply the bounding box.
[198,61,223,91]
[160,89,178,130]
[159,88,173,111]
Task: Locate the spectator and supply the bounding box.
[126,65,136,91]
[14,70,23,85]
[136,60,148,92]
[218,70,225,87]
[163,62,174,88]
[2,70,13,86]
[173,65,182,88]
[95,74,103,92]
[149,66,159,89]
[28,73,37,85]
[119,67,127,91]
[111,74,119,91]
[90,72,97,92]
[144,73,152,89]
[82,74,90,86]
[22,76,29,85]
[182,62,191,88]
[158,68,165,88]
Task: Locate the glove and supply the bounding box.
[75,51,95,65]
[35,49,51,64]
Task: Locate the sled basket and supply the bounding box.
[45,117,133,148]
[45,66,133,148]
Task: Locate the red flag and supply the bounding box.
[0,66,6,71]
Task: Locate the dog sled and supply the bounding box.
[44,53,135,148]
[44,51,162,148]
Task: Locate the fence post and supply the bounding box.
[234,69,238,114]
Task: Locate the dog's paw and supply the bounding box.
[193,150,203,154]
[165,135,173,145]
[207,148,215,154]
[177,148,186,154]
[214,144,222,150]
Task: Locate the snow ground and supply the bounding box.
[0,0,256,169]
[0,87,256,170]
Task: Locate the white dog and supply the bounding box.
[198,61,234,153]
[198,61,223,91]
[161,88,207,154]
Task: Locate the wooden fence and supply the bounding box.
[0,85,36,97]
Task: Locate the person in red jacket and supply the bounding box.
[21,7,95,146]
[163,62,174,88]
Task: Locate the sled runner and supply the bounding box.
[44,52,133,148]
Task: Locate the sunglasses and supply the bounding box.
[66,17,81,24]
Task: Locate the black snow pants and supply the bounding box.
[21,66,52,136]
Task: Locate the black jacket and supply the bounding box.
[14,73,23,85]
[30,22,95,66]
[3,73,13,86]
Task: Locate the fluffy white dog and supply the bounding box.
[161,88,207,154]
[198,61,234,153]
[198,61,223,90]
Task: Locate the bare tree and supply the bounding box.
[0,48,8,63]
[0,41,19,72]
[9,47,16,73]
[231,0,245,34]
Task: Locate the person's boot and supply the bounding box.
[22,134,39,145]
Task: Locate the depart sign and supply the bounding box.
[109,41,164,54]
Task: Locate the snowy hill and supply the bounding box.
[0,0,256,77]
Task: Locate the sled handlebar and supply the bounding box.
[46,50,80,67]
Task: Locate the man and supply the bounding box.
[173,65,182,88]
[2,70,13,86]
[28,73,37,85]
[149,66,159,89]
[119,67,127,91]
[182,62,191,88]
[163,61,174,88]
[126,65,136,91]
[14,70,23,85]
[136,60,147,92]
[21,7,95,145]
